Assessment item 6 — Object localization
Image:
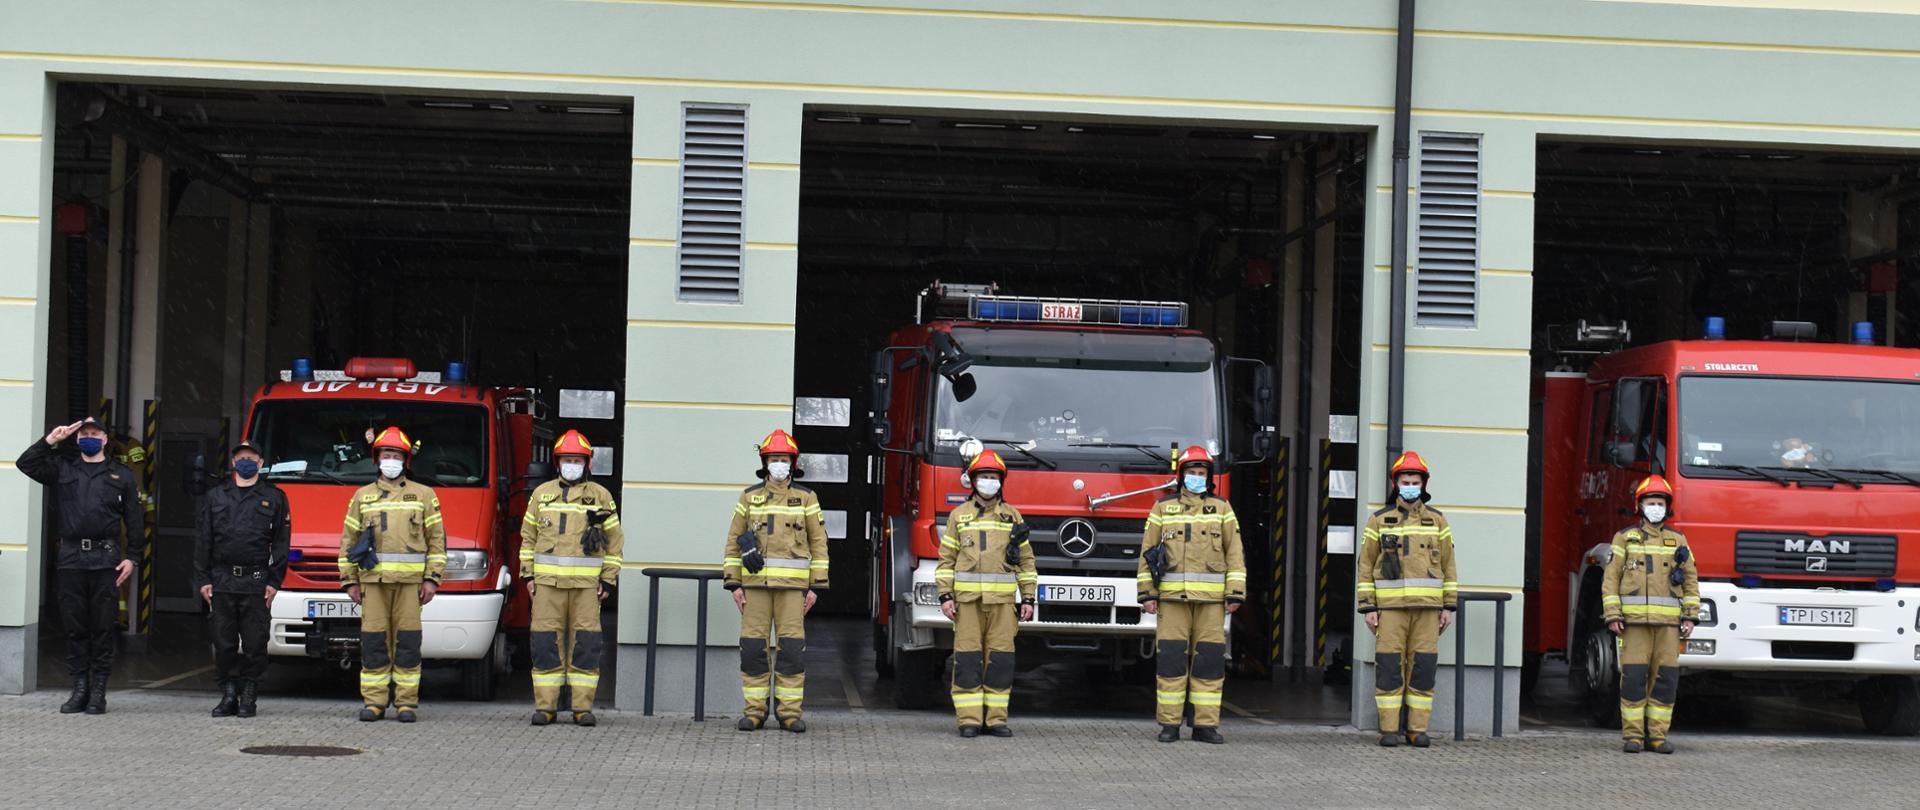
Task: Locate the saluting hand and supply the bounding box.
[44,420,83,446]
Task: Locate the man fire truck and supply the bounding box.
[242,357,549,700]
[868,283,1271,708]
[1527,318,1920,735]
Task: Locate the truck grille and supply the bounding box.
[290,555,342,587]
[1734,532,1896,578]
[1023,515,1143,574]
[1036,605,1142,625]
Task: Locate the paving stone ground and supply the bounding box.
[1,689,1913,809]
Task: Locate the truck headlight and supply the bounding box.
[442,550,489,582]
[1696,599,1716,626]
[913,582,941,606]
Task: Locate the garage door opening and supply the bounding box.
[795,110,1367,717]
[41,81,631,701]
[1526,140,1920,731]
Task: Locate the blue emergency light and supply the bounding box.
[968,295,1188,328]
[446,362,468,383]
[1703,317,1726,341]
[287,549,303,562]
[290,357,315,381]
[1853,322,1875,346]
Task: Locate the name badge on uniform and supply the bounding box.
[361,493,378,503]
[539,493,556,502]
[1163,504,1180,514]
[110,473,122,481]
[1663,536,1677,547]
[1421,519,1434,526]
[581,497,596,506]
[1383,517,1399,525]
[788,498,802,506]
[403,493,419,502]
[260,500,271,508]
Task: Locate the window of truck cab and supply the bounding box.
[1676,375,1920,479]
[247,400,491,487]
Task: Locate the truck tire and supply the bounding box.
[460,634,504,701]
[873,621,895,678]
[892,649,942,710]
[1859,675,1920,736]
[1573,628,1619,727]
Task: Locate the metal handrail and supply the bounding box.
[1453,591,1514,741]
[641,567,726,721]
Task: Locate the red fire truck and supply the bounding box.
[868,283,1271,707]
[244,357,550,700]
[1527,319,1920,734]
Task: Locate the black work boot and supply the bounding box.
[211,681,239,718]
[1648,739,1675,754]
[780,717,807,734]
[84,676,107,715]
[396,708,417,723]
[573,711,597,727]
[1379,732,1400,747]
[986,724,1012,738]
[1622,739,1643,754]
[1409,732,1431,748]
[736,715,763,731]
[1156,724,1181,743]
[958,725,981,738]
[358,706,384,722]
[532,711,556,726]
[1191,726,1225,745]
[235,680,259,718]
[60,677,88,714]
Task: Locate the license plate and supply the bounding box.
[1038,584,1114,605]
[307,600,361,620]
[1778,606,1853,626]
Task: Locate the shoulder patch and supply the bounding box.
[751,493,767,505]
[1162,504,1181,514]
[361,493,379,503]
[1624,530,1642,541]
[1203,505,1216,514]
[539,492,556,502]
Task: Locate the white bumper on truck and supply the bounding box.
[1682,581,1920,675]
[270,589,505,660]
[905,559,1217,637]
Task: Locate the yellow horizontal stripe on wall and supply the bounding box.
[0,214,40,223]
[632,157,678,167]
[628,237,675,247]
[750,162,800,171]
[0,133,39,141]
[0,543,27,552]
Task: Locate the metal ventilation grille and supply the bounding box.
[1415,132,1481,327]
[676,105,747,303]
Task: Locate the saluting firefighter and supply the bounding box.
[18,417,144,715]
[1357,451,1458,747]
[339,426,447,722]
[1603,474,1699,754]
[192,440,291,718]
[936,449,1037,738]
[724,429,829,733]
[1138,445,1245,744]
[520,430,624,727]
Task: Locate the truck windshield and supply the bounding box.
[247,400,490,487]
[1678,376,1920,478]
[932,363,1219,463]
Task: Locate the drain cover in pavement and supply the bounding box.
[241,745,362,757]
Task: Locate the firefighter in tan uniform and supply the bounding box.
[521,430,624,727]
[339,426,446,722]
[724,429,828,733]
[1603,474,1699,754]
[1358,451,1457,747]
[1138,445,1244,744]
[936,450,1037,738]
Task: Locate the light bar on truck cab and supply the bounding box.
[969,294,1188,328]
[278,355,443,384]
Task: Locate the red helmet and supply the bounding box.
[1635,474,1675,503]
[371,426,413,456]
[967,449,1008,477]
[553,430,592,459]
[758,429,800,457]
[1176,445,1214,471]
[1390,451,1430,480]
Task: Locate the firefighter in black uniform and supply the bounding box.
[17,418,144,715]
[192,440,291,718]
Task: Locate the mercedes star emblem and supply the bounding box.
[1057,518,1098,559]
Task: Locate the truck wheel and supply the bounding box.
[872,621,895,678]
[1574,628,1619,727]
[460,635,503,701]
[1859,675,1920,736]
[892,649,942,710]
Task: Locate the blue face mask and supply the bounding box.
[1183,474,1209,494]
[1398,485,1423,503]
[76,437,106,456]
[233,459,260,479]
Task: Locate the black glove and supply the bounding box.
[1143,544,1170,585]
[582,510,613,555]
[347,525,380,571]
[599,580,617,599]
[1671,545,1690,586]
[737,530,764,574]
[1005,522,1030,568]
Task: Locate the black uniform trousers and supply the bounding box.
[57,569,118,679]
[210,591,271,682]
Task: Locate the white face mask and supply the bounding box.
[559,462,586,482]
[765,461,792,481]
[975,477,1002,498]
[1643,503,1668,524]
[378,459,405,479]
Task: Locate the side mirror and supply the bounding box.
[950,372,978,403]
[1605,442,1637,466]
[870,351,896,448]
[1251,431,1274,461]
[870,416,893,448]
[1253,363,1275,426]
